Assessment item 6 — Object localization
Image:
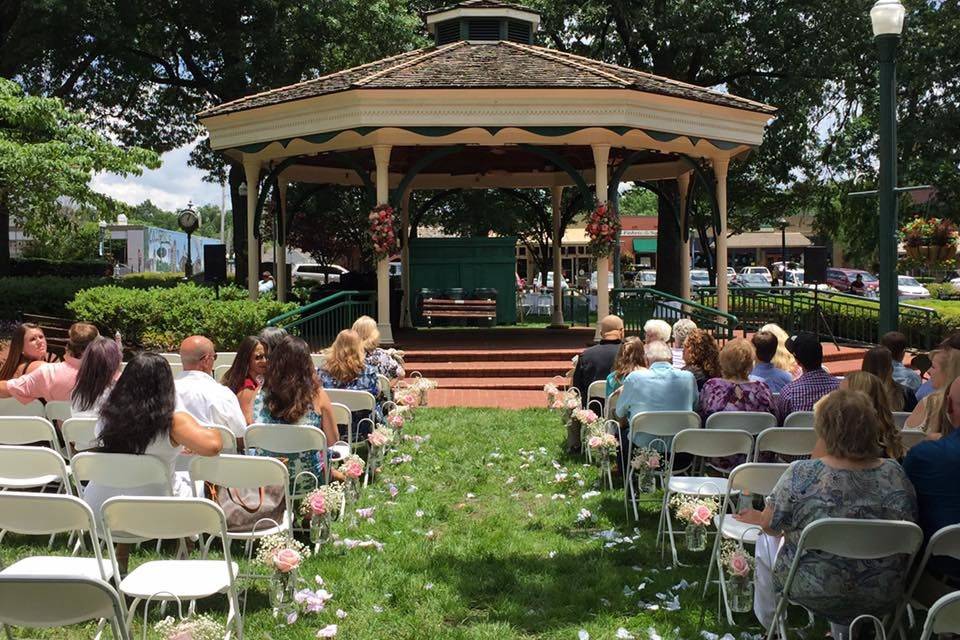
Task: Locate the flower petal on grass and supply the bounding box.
[335,609,347,619]
[316,624,338,637]
[578,630,590,640]
[616,629,635,640]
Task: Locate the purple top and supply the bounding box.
[776,369,840,425]
[699,378,775,420]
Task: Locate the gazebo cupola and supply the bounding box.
[425,0,541,45]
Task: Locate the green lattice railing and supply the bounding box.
[267,290,376,349]
[611,288,739,340]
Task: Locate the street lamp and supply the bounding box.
[177,202,200,278]
[98,220,107,257]
[871,0,906,334]
[778,217,788,287]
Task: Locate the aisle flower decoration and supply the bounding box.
[671,494,719,552]
[406,374,438,406]
[587,430,619,489]
[585,200,620,259]
[551,389,581,424]
[255,534,311,618]
[543,382,560,408]
[386,409,406,432]
[300,482,345,545]
[369,204,398,261]
[154,614,225,640]
[340,454,365,504]
[366,426,394,479]
[721,540,755,613]
[630,446,662,494]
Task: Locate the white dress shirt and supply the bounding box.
[174,370,247,437]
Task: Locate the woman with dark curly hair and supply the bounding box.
[682,328,721,390]
[221,335,268,424]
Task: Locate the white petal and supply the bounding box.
[648,627,663,640]
[335,609,347,619]
[316,624,338,638]
[616,628,635,639]
[578,630,590,640]
[700,632,719,640]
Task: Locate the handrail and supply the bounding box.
[611,287,739,340]
[266,290,365,327]
[266,290,376,349]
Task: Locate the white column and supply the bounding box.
[243,157,260,300]
[373,145,394,345]
[678,172,692,301]
[276,179,288,303]
[400,188,412,329]
[593,144,611,340]
[714,158,730,314]
[550,186,565,327]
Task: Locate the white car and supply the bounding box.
[898,275,931,300]
[291,263,348,284]
[783,269,835,292]
[589,271,615,292]
[739,266,773,283]
[726,267,737,283]
[535,272,569,291]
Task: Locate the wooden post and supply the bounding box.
[678,172,691,301]
[374,145,395,345]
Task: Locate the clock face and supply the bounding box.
[178,209,199,232]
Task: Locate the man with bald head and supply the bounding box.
[174,335,247,441]
[570,315,624,453]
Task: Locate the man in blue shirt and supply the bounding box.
[881,331,921,392]
[749,331,793,393]
[903,375,960,581]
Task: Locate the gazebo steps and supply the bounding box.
[423,376,563,391]
[401,360,573,378]
[401,348,580,363]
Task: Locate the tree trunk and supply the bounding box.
[654,180,682,296]
[0,194,9,276]
[228,163,247,286]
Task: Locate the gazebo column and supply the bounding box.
[399,188,413,329]
[373,145,395,345]
[550,186,565,328]
[276,178,288,303]
[243,156,260,301]
[593,144,611,340]
[714,158,730,314]
[678,172,691,301]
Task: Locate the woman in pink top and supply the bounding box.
[0,323,49,380]
[0,322,98,403]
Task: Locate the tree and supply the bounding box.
[618,186,657,217]
[0,78,158,274]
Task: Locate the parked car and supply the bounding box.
[734,273,772,288]
[589,271,615,292]
[825,267,879,296]
[291,263,349,284]
[690,269,710,289]
[739,266,772,283]
[635,270,657,287]
[535,272,569,291]
[897,275,931,300]
[726,267,738,283]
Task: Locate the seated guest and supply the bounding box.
[605,337,646,398]
[750,331,793,393]
[616,340,697,450]
[253,335,339,486]
[643,319,672,363]
[682,328,721,391]
[85,352,222,570]
[736,389,917,636]
[174,336,247,442]
[352,315,404,380]
[0,323,49,380]
[905,348,960,433]
[700,338,775,471]
[903,375,960,582]
[862,345,916,411]
[761,323,799,378]
[776,333,839,424]
[258,326,288,355]
[671,318,697,368]
[70,337,122,419]
[319,330,381,441]
[836,371,905,460]
[221,336,268,425]
[573,314,624,405]
[0,322,98,402]
[881,331,922,392]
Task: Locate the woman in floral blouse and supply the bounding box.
[318,329,381,441]
[352,315,404,380]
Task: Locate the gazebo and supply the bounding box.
[198,0,775,344]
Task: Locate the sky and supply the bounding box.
[91,142,224,214]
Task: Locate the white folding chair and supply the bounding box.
[168,362,183,375]
[159,353,181,364]
[889,524,960,637]
[214,364,232,382]
[44,400,72,423]
[624,411,701,521]
[783,411,815,428]
[535,294,552,315]
[919,591,960,640]
[767,518,924,640]
[214,352,237,370]
[311,353,325,368]
[585,380,607,416]
[377,374,393,402]
[753,427,817,462]
[0,493,113,584]
[605,387,622,421]
[0,397,45,417]
[326,389,377,447]
[61,417,99,457]
[705,411,777,435]
[660,428,755,566]
[101,496,241,638]
[900,429,927,453]
[0,575,129,640]
[245,423,329,487]
[188,454,291,542]
[203,423,238,454]
[703,463,789,625]
[893,411,912,429]
[0,445,71,491]
[0,416,59,451]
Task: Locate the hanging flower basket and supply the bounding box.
[585,200,620,259]
[369,204,398,262]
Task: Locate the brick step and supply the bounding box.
[428,376,563,390]
[402,360,571,378]
[401,349,580,363]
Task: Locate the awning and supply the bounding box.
[727,231,812,250]
[632,238,657,254]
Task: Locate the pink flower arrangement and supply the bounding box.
[691,504,712,526]
[670,494,719,527]
[721,541,754,578]
[341,454,365,479]
[273,548,302,573]
[397,391,419,408]
[585,200,621,259]
[387,412,405,430]
[368,426,394,448]
[369,204,398,261]
[308,493,326,516]
[572,408,599,426]
[631,447,661,471]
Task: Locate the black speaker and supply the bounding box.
[203,244,227,284]
[803,246,828,283]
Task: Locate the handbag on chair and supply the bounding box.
[205,482,286,534]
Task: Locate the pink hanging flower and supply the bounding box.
[691,504,713,526]
[309,493,326,516]
[273,548,302,573]
[730,552,751,577]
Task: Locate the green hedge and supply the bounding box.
[0,276,109,320]
[67,283,296,351]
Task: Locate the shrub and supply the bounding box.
[0,276,109,320]
[119,272,189,288]
[925,283,960,300]
[9,258,112,277]
[67,282,296,350]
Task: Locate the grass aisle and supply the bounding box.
[3,408,757,639]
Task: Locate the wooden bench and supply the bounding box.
[422,298,496,327]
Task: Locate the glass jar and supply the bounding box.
[685,523,707,552]
[309,513,330,545]
[728,574,753,613]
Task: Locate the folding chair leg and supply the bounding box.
[766,596,787,640]
[111,617,127,640]
[92,617,107,640]
[125,598,141,636]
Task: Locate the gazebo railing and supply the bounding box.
[611,288,739,340]
[267,290,376,349]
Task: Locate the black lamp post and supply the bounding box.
[177,203,200,278]
[871,0,906,334]
[778,217,788,286]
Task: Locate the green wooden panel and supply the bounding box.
[410,237,517,324]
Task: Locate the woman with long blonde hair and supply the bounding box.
[351,315,404,379]
[318,329,381,439]
[841,371,905,459]
[760,323,798,377]
[905,348,960,434]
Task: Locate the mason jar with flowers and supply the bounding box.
[721,540,755,613]
[630,446,662,494]
[300,482,345,546]
[366,426,394,477]
[339,454,366,505]
[572,408,599,452]
[587,426,619,489]
[585,200,621,259]
[255,534,311,617]
[671,494,718,552]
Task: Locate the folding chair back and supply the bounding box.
[202,423,237,454]
[331,402,351,428]
[0,416,58,448]
[705,411,776,435]
[629,411,701,439]
[0,575,129,638]
[892,411,912,429]
[311,353,326,368]
[168,362,183,375]
[0,397,45,417]
[325,389,376,413]
[70,452,171,491]
[797,518,923,560]
[159,353,181,364]
[0,491,95,536]
[672,428,754,461]
[920,591,960,640]
[189,453,288,491]
[727,462,790,497]
[61,417,99,456]
[605,387,622,420]
[102,495,227,541]
[213,352,237,369]
[754,427,817,461]
[783,411,815,428]
[245,424,328,483]
[378,374,392,401]
[586,380,606,414]
[0,445,70,490]
[44,400,72,423]
[901,429,927,453]
[214,364,231,382]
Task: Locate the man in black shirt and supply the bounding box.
[569,314,624,452]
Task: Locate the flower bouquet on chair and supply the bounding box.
[630,446,662,494]
[721,540,755,613]
[407,373,437,406]
[255,534,311,619]
[300,483,345,548]
[386,406,408,433]
[339,454,365,506]
[154,613,225,640]
[586,426,619,490]
[670,494,718,552]
[366,426,394,482]
[395,389,419,420]
[543,382,560,409]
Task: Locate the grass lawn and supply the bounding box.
[3,408,765,639]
